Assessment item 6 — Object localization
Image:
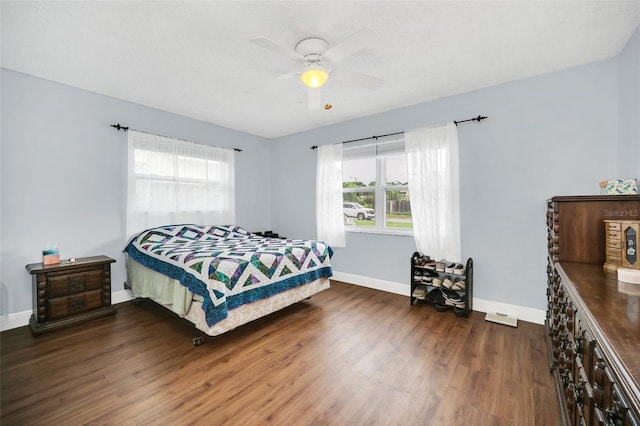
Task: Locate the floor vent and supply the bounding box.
[485,312,518,327]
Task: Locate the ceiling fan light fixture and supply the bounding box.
[300,66,329,88]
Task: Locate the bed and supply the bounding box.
[124,224,333,344]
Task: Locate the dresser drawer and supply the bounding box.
[607,230,621,240]
[48,290,103,320]
[607,222,622,231]
[49,268,103,297]
[606,247,622,258]
[607,238,624,249]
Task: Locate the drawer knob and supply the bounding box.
[71,297,84,310]
[70,276,85,291]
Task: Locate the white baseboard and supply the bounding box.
[1,279,546,332]
[472,297,546,325]
[0,290,135,332]
[331,271,546,325]
[0,310,32,332]
[112,289,135,305]
[331,271,409,296]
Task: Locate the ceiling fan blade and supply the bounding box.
[323,28,379,63]
[249,36,305,62]
[245,71,298,95]
[331,68,384,90]
[307,88,321,111]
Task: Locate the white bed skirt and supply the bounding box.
[127,257,330,336]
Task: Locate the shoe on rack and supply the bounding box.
[453,264,465,275]
[441,288,464,307]
[414,271,423,282]
[423,269,439,278]
[435,303,452,312]
[412,285,427,299]
[444,299,465,309]
[432,277,442,288]
[424,260,437,270]
[452,277,466,291]
[445,263,456,274]
[442,275,454,289]
[417,255,432,266]
[426,288,444,304]
[453,306,466,317]
[435,261,446,272]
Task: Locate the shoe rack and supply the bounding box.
[409,252,473,318]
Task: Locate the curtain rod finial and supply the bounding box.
[110,123,129,132]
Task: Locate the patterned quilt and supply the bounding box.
[124,225,333,327]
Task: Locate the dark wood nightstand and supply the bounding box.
[25,255,117,335]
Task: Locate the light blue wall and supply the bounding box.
[1,28,637,318]
[618,25,640,177]
[0,69,272,316]
[271,56,624,310]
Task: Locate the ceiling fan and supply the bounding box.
[248,28,384,110]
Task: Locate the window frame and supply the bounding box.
[342,140,413,236]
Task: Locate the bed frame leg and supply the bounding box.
[193,328,204,346]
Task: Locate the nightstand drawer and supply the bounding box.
[48,290,103,320]
[49,268,103,297]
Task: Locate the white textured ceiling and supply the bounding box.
[2,1,640,139]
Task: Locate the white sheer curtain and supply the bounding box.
[126,130,235,239]
[316,143,346,247]
[405,123,461,261]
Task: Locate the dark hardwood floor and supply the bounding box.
[1,281,559,425]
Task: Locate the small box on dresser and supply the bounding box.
[603,220,639,271]
[25,255,117,335]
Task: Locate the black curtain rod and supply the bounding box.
[110,123,243,152]
[310,115,487,150]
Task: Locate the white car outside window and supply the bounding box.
[343,203,375,220]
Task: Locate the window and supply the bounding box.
[342,139,412,234]
[126,130,235,238]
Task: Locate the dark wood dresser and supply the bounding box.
[26,255,116,335]
[546,195,640,425]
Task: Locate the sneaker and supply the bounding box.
[453,306,466,317]
[435,303,452,312]
[426,288,445,304]
[445,263,456,274]
[453,264,465,275]
[413,271,422,282]
[441,288,465,308]
[432,277,442,288]
[435,261,446,272]
[412,285,427,299]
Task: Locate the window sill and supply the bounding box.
[345,227,414,237]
